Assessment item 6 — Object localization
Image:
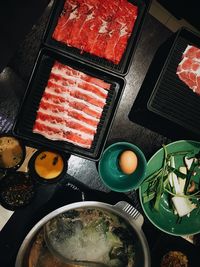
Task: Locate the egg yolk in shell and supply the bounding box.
[119,150,138,175]
[34,151,64,180]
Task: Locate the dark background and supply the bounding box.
[0,0,50,73]
[158,0,200,30]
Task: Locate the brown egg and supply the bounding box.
[119,150,138,175]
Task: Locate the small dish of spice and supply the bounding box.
[29,150,68,183]
[0,134,26,171]
[151,233,199,267]
[0,171,35,210]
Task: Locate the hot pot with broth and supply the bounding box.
[15,201,151,267]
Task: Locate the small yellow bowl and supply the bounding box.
[28,149,68,183]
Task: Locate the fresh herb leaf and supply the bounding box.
[154,145,168,211]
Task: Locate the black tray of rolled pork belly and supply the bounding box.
[43,0,150,76]
[12,47,125,161]
[147,27,200,137]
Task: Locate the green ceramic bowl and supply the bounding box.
[98,142,147,192]
[139,140,200,236]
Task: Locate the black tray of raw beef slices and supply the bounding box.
[43,0,150,76]
[12,48,125,161]
[147,27,200,137]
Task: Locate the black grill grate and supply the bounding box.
[12,48,125,161]
[148,31,200,136]
[43,0,147,76]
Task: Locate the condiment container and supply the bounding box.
[0,134,26,172]
[0,171,35,210]
[28,149,69,184]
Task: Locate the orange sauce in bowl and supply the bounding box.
[34,151,64,180]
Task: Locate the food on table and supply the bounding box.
[33,61,111,149]
[52,0,138,64]
[34,151,64,180]
[119,150,138,175]
[0,136,24,168]
[45,208,136,266]
[0,172,35,210]
[176,44,200,95]
[142,145,200,219]
[160,251,188,267]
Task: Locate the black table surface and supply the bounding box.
[0,1,199,267]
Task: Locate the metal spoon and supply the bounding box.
[56,258,109,267]
[44,226,109,267]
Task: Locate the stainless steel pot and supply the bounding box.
[15,201,151,267]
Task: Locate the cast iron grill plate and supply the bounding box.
[43,0,147,76]
[12,48,125,161]
[147,28,200,136]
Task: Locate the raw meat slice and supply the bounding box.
[183,45,200,62]
[52,0,82,42]
[49,72,108,99]
[42,92,103,119]
[39,100,99,127]
[33,61,110,149]
[73,0,100,52]
[89,0,120,58]
[52,62,111,90]
[46,79,106,108]
[33,121,92,148]
[52,0,138,64]
[104,0,138,63]
[35,112,96,135]
[176,44,200,95]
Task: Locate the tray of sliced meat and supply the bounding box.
[12,48,125,161]
[147,27,200,137]
[43,0,149,76]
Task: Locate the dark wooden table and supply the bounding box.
[0,2,199,267]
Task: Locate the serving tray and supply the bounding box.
[12,48,125,161]
[147,27,200,137]
[43,0,149,76]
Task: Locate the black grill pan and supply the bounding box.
[12,48,125,161]
[147,27,200,137]
[43,0,149,76]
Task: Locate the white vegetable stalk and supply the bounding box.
[169,157,196,217]
[184,156,194,170]
[172,196,196,217]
